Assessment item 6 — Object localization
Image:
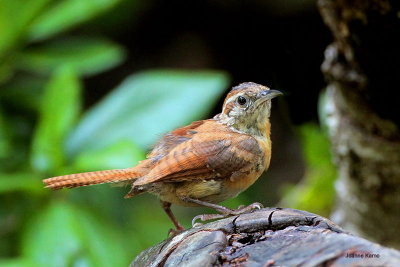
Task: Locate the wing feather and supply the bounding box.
[148,120,205,159]
[134,128,263,185]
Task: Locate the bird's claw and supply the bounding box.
[167,226,185,237]
[191,213,227,227]
[191,203,264,227]
[192,222,203,227]
[246,202,263,210]
[229,202,263,215]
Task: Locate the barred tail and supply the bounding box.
[43,167,142,190]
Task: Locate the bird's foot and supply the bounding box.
[192,213,227,227]
[229,202,264,215]
[192,202,263,227]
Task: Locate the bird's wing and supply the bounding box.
[147,120,206,160]
[133,128,263,185]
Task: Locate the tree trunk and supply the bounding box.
[318,0,400,249]
[131,208,400,266]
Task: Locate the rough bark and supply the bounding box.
[131,208,400,266]
[318,0,400,249]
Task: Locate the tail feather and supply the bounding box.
[43,167,142,190]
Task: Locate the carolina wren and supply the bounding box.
[43,82,282,232]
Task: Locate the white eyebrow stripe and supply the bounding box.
[225,94,239,104]
[222,93,243,114]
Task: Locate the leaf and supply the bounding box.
[0,56,14,84]
[17,37,125,77]
[28,0,122,41]
[75,205,131,266]
[31,66,81,173]
[73,139,145,172]
[0,109,11,160]
[280,123,336,216]
[0,172,44,195]
[21,201,83,266]
[0,258,37,267]
[0,74,45,111]
[0,0,51,57]
[22,201,130,267]
[66,69,230,157]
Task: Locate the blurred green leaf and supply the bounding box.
[0,0,46,83]
[0,173,44,195]
[126,194,249,252]
[22,201,130,267]
[0,0,51,57]
[28,0,122,41]
[0,258,36,267]
[0,56,14,84]
[0,74,45,111]
[66,69,230,157]
[73,139,145,172]
[0,109,11,160]
[22,201,82,266]
[31,66,81,173]
[76,206,130,266]
[280,123,336,216]
[126,196,174,250]
[17,37,125,77]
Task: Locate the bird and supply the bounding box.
[43,82,282,233]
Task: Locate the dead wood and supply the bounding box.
[318,0,400,249]
[131,208,400,266]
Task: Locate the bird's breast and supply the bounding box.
[216,135,272,201]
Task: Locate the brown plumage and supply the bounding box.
[43,82,282,233]
[43,168,143,189]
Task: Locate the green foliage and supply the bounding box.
[0,0,51,56]
[28,0,123,41]
[31,66,81,173]
[73,140,145,172]
[280,123,336,217]
[0,0,230,264]
[21,201,129,267]
[1,58,229,266]
[0,173,44,195]
[0,69,229,263]
[0,110,11,159]
[17,37,126,77]
[0,258,37,267]
[66,70,229,156]
[0,0,337,263]
[0,0,126,85]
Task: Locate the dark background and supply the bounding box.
[85,0,329,123]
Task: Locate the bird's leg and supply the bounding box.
[161,200,185,236]
[180,197,263,226]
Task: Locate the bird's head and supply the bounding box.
[216,82,282,136]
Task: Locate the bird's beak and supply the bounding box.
[256,89,283,105]
[260,89,283,99]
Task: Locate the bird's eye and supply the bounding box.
[237,96,247,106]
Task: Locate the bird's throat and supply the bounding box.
[215,114,270,138]
[233,118,271,137]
